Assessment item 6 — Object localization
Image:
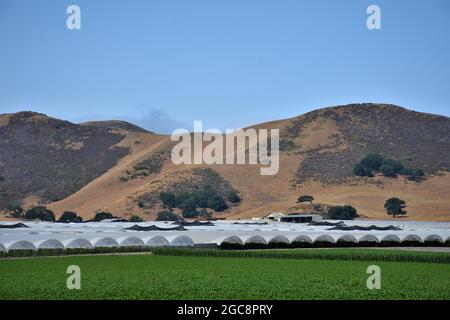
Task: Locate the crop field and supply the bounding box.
[0,249,449,300]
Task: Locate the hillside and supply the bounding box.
[0,112,135,208]
[1,104,449,221]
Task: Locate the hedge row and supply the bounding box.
[0,246,153,258]
[152,248,450,264]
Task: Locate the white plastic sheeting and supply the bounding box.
[315,235,335,243]
[63,238,93,249]
[92,237,119,248]
[244,235,267,245]
[144,236,170,247]
[5,240,36,251]
[169,235,194,247]
[337,235,358,243]
[216,236,244,246]
[381,234,401,243]
[424,234,444,243]
[1,219,450,249]
[359,234,380,243]
[269,235,290,245]
[0,242,6,252]
[35,239,64,249]
[402,234,423,243]
[291,235,313,244]
[118,236,144,247]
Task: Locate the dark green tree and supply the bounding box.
[5,204,24,219]
[227,191,241,203]
[382,159,404,173]
[208,195,228,212]
[159,192,177,209]
[58,211,83,223]
[25,206,55,221]
[328,205,359,220]
[93,211,113,222]
[353,163,367,176]
[361,153,384,171]
[384,198,407,218]
[379,164,397,177]
[179,196,198,213]
[156,210,182,221]
[199,208,212,219]
[297,195,315,204]
[129,214,143,222]
[182,209,199,218]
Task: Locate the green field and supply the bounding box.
[0,249,449,300]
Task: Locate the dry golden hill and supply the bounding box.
[1,104,449,221]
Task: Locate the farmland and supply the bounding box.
[0,249,449,300]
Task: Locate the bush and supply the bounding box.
[379,164,397,177]
[25,206,55,221]
[93,211,113,222]
[227,191,241,203]
[382,159,404,173]
[354,154,424,179]
[209,196,228,212]
[361,153,384,171]
[156,210,182,221]
[353,163,367,176]
[58,211,82,223]
[158,185,234,213]
[129,215,143,222]
[384,197,407,218]
[328,205,359,220]
[6,204,24,219]
[199,208,212,219]
[297,195,314,204]
[178,197,198,213]
[159,192,176,209]
[182,209,199,218]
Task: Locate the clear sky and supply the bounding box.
[1,0,449,133]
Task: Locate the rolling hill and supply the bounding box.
[1,104,449,221]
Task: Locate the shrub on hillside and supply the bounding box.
[297,195,314,204]
[181,209,200,218]
[379,164,397,177]
[93,211,113,222]
[328,205,359,220]
[25,206,55,221]
[129,215,143,222]
[158,186,229,213]
[156,210,182,222]
[159,191,177,209]
[354,154,424,179]
[58,211,83,223]
[6,204,25,219]
[384,197,407,218]
[361,153,384,171]
[227,191,241,203]
[209,196,228,212]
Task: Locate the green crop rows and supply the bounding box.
[0,249,449,300]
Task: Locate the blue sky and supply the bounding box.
[0,0,449,133]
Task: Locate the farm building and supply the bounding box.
[280,213,323,223]
[262,212,286,221]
